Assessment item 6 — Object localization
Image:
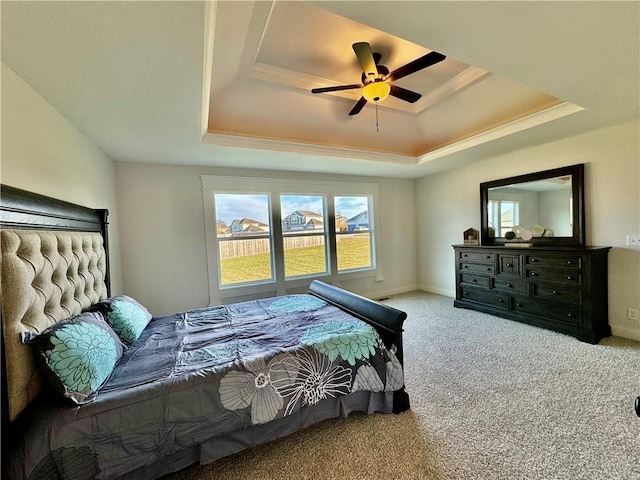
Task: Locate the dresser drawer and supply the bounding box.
[492,277,527,294]
[461,286,508,310]
[526,254,581,269]
[526,268,581,285]
[531,282,581,304]
[459,251,494,264]
[460,263,495,274]
[461,272,491,288]
[513,296,581,326]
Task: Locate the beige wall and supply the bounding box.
[4,59,637,340]
[114,163,418,316]
[1,64,123,294]
[417,120,640,340]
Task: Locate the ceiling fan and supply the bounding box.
[311,42,446,116]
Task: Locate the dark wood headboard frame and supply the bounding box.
[0,184,111,458]
[0,185,110,276]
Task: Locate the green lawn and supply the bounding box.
[220,236,371,285]
[284,244,327,277]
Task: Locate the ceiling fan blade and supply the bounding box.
[348,97,367,116]
[389,85,422,103]
[388,51,446,81]
[352,42,378,79]
[311,84,362,94]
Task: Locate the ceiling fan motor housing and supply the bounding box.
[361,64,389,85]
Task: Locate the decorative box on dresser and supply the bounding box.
[453,245,611,343]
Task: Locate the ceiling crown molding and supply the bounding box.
[202,101,583,166]
[417,101,585,164]
[201,132,416,165]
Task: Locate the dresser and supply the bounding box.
[453,245,611,343]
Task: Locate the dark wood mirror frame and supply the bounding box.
[480,163,585,246]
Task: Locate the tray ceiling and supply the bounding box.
[205,1,579,162]
[1,1,637,178]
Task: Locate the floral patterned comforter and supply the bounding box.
[10,294,403,480]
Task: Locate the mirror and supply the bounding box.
[480,164,585,246]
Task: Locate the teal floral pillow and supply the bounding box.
[25,312,125,404]
[89,295,152,346]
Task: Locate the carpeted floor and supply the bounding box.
[166,291,640,480]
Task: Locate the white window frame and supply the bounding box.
[201,175,382,305]
[334,195,376,274]
[488,199,520,236]
[215,192,275,289]
[280,193,329,281]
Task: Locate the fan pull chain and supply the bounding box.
[375,102,379,133]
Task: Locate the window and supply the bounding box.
[214,194,273,286]
[488,200,520,237]
[201,176,381,304]
[281,195,327,279]
[335,195,373,272]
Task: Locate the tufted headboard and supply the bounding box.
[0,185,110,422]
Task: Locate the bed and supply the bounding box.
[0,184,410,479]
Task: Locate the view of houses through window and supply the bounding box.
[334,196,372,272]
[214,193,373,286]
[215,194,273,285]
[281,195,327,278]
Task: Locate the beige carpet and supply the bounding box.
[166,291,640,480]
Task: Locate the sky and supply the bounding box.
[214,194,368,226]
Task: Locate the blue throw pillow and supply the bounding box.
[89,295,152,346]
[24,312,125,404]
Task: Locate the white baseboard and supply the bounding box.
[611,324,640,342]
[418,284,455,298]
[366,284,419,300]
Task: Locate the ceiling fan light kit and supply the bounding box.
[311,41,446,117]
[362,81,390,102]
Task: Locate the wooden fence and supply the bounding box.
[219,236,325,260]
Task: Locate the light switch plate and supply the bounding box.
[626,235,640,246]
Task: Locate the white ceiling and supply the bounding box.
[2,1,638,179]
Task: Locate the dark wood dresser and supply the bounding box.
[453,245,611,343]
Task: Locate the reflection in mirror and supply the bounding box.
[487,175,573,238]
[480,163,585,246]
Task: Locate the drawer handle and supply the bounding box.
[567,276,573,281]
[516,302,523,307]
[486,255,491,259]
[463,291,469,296]
[552,290,559,295]
[567,260,573,265]
[506,283,512,287]
[498,299,505,303]
[567,313,574,318]
[506,263,512,267]
[472,278,478,283]
[530,272,537,277]
[463,254,468,258]
[464,265,469,268]
[530,258,537,263]
[486,267,491,271]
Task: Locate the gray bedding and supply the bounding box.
[8,294,403,480]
